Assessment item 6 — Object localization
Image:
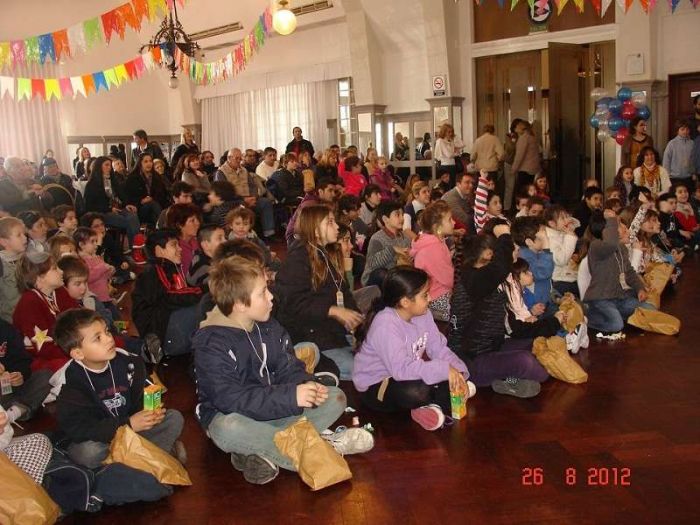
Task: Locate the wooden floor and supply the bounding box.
[23,254,700,525]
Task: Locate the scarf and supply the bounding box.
[641,163,660,191]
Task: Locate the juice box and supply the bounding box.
[144,384,163,411]
[113,320,129,333]
[450,389,467,420]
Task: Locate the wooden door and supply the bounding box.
[668,73,700,139]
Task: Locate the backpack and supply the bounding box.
[43,449,102,515]
[94,463,173,505]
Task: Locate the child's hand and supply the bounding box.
[129,409,165,432]
[329,306,364,331]
[8,372,24,387]
[554,310,568,326]
[296,382,327,408]
[493,224,510,238]
[530,303,546,316]
[680,230,691,239]
[603,209,617,219]
[448,366,467,393]
[120,262,129,270]
[525,316,538,323]
[0,412,7,434]
[637,289,648,303]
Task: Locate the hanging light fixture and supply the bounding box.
[140,2,199,88]
[273,0,297,36]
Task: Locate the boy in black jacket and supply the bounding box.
[0,317,51,423]
[193,256,372,485]
[131,230,202,360]
[54,309,185,469]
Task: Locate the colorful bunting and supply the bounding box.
[31,79,45,100]
[52,30,70,61]
[83,18,103,50]
[0,76,15,99]
[59,77,73,98]
[0,43,10,70]
[481,0,693,12]
[93,71,108,92]
[573,0,585,11]
[25,37,40,64]
[38,34,56,64]
[17,78,31,101]
[71,76,86,98]
[45,78,61,101]
[601,0,614,15]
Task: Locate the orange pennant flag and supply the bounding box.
[117,3,140,32]
[52,30,70,60]
[81,74,96,95]
[132,0,150,24]
[151,45,162,64]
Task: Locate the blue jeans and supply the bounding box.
[255,197,275,237]
[138,201,162,228]
[104,210,140,247]
[323,345,354,381]
[164,305,199,356]
[207,386,346,471]
[585,291,655,333]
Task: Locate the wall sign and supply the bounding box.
[432,75,447,97]
[528,0,553,34]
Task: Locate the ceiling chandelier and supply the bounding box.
[273,0,297,36]
[140,2,199,89]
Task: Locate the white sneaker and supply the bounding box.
[566,322,590,354]
[322,427,374,455]
[466,380,477,399]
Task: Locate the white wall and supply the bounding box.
[655,4,700,78]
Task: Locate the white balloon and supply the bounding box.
[595,107,609,118]
[597,129,611,142]
[631,92,647,108]
[597,119,609,131]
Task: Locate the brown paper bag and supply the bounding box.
[302,169,316,193]
[104,425,192,486]
[273,417,352,491]
[627,308,680,335]
[642,262,673,309]
[532,336,588,384]
[558,294,584,333]
[0,452,60,525]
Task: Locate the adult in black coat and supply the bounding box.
[285,126,315,158]
[123,154,169,227]
[130,129,166,169]
[171,128,200,172]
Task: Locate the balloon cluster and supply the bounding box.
[589,87,651,145]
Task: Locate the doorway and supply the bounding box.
[668,72,700,139]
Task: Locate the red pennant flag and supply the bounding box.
[52,30,70,60]
[82,74,96,95]
[101,10,119,43]
[625,0,634,10]
[638,0,649,11]
[117,3,140,32]
[132,0,150,24]
[59,77,73,98]
[31,78,46,100]
[124,59,137,79]
[590,0,602,13]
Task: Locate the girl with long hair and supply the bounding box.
[124,153,168,227]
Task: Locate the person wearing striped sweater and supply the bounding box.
[474,170,508,234]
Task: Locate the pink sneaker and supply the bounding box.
[410,404,445,431]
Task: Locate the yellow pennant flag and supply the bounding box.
[556,0,570,13]
[573,0,585,11]
[104,68,119,88]
[0,42,11,70]
[148,0,168,21]
[115,64,129,85]
[45,78,61,101]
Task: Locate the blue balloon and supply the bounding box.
[608,99,623,115]
[596,97,614,109]
[589,113,600,128]
[637,105,651,120]
[608,117,624,132]
[617,87,632,101]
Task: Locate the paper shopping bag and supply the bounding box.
[303,169,316,193]
[104,425,191,486]
[627,308,680,335]
[532,336,588,384]
[558,294,584,333]
[273,417,352,491]
[642,262,673,309]
[0,452,60,525]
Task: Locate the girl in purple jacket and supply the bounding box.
[352,266,474,431]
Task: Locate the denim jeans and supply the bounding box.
[67,409,184,469]
[255,197,275,237]
[585,291,655,333]
[322,346,354,381]
[164,305,199,356]
[104,210,140,247]
[207,386,347,471]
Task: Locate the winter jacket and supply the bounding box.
[658,211,685,249]
[0,317,33,379]
[12,287,80,373]
[179,237,199,277]
[442,187,473,232]
[519,247,554,306]
[187,250,212,291]
[193,308,311,428]
[353,308,468,392]
[269,168,304,204]
[511,133,540,175]
[447,234,514,360]
[123,171,168,209]
[206,200,243,228]
[361,229,411,285]
[584,218,645,302]
[84,175,127,213]
[285,138,315,158]
[274,241,358,351]
[0,251,22,323]
[545,227,578,283]
[410,233,454,300]
[662,135,694,180]
[370,169,395,201]
[471,133,505,172]
[340,171,367,197]
[0,177,40,216]
[359,202,376,227]
[171,143,199,172]
[131,258,202,342]
[56,351,146,444]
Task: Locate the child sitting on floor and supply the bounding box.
[18,211,49,254]
[80,213,134,285]
[674,183,699,247]
[54,308,186,469]
[512,216,555,317]
[193,256,372,485]
[0,217,27,322]
[131,230,202,360]
[359,184,382,228]
[226,206,277,270]
[206,180,242,228]
[13,251,79,373]
[74,227,120,323]
[544,205,580,296]
[474,171,508,233]
[353,266,473,431]
[187,223,226,292]
[52,204,79,239]
[49,234,77,260]
[362,201,412,287]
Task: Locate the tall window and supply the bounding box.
[338,78,355,147]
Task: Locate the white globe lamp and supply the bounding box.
[273,0,297,36]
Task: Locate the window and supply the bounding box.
[337,78,355,148]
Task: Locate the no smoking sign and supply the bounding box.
[432,75,447,96]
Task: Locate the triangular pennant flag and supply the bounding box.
[31,78,45,100]
[17,78,31,100]
[11,40,25,67]
[52,30,70,60]
[555,0,570,13]
[117,3,140,33]
[639,0,649,11]
[648,0,657,10]
[83,18,104,50]
[124,59,137,79]
[142,51,156,71]
[148,0,168,20]
[93,71,108,92]
[25,37,40,64]
[573,0,585,10]
[625,0,634,11]
[45,78,61,101]
[151,45,162,65]
[59,77,73,98]
[71,76,86,97]
[104,67,119,88]
[67,23,87,55]
[38,34,56,64]
[134,55,146,77]
[602,0,613,15]
[101,9,119,43]
[0,76,15,99]
[81,74,96,95]
[0,42,10,70]
[166,0,175,9]
[243,37,251,61]
[115,64,129,84]
[132,0,150,24]
[591,0,602,13]
[511,0,520,10]
[527,0,535,7]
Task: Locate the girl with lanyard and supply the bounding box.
[12,251,79,373]
[275,205,363,380]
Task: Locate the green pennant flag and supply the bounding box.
[104,67,118,88]
[511,0,520,10]
[17,78,31,100]
[254,21,265,47]
[25,36,40,63]
[83,18,103,50]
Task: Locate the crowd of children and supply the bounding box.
[0,127,698,515]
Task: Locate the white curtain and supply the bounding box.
[201,80,337,158]
[0,64,70,172]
